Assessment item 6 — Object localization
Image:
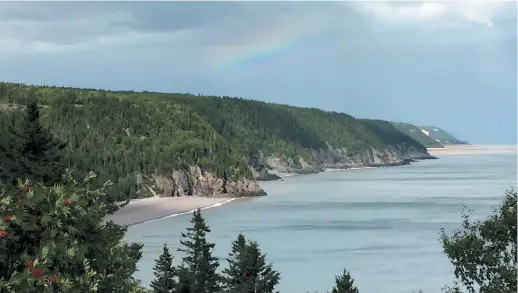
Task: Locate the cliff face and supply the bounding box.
[251,144,436,180]
[139,145,435,198]
[151,165,266,198]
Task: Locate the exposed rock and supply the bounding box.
[152,165,265,198]
[151,144,436,198]
[253,144,437,181]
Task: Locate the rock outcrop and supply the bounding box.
[152,165,266,198]
[251,144,437,179]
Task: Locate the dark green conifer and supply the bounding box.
[178,208,220,293]
[331,269,359,293]
[151,244,176,293]
[175,266,192,293]
[223,233,280,293]
[5,100,67,185]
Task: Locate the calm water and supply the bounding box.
[126,153,517,293]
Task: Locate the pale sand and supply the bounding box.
[107,196,234,226]
[428,144,517,156]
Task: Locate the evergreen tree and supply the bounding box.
[151,244,176,293]
[223,233,280,293]
[0,171,144,292]
[175,266,192,293]
[331,269,359,293]
[178,208,220,293]
[10,100,67,185]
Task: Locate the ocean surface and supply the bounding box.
[126,153,517,293]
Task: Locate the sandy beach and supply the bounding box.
[107,196,234,226]
[428,144,517,156]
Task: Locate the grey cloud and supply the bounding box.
[0,2,253,53]
[0,2,366,52]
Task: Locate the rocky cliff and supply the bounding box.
[148,145,435,198]
[251,144,437,181]
[151,165,266,198]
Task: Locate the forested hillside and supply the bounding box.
[419,126,469,145]
[0,82,434,200]
[391,122,444,148]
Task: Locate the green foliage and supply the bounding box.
[223,233,280,293]
[361,119,426,151]
[0,171,143,293]
[440,189,517,293]
[330,269,359,293]
[391,122,444,148]
[418,126,468,145]
[177,209,220,293]
[151,244,176,293]
[0,82,428,200]
[0,100,67,185]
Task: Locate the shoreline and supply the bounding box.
[110,156,435,226]
[427,144,516,156]
[107,196,237,227]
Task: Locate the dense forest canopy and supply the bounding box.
[0,81,428,200]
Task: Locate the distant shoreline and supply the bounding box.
[110,160,436,226]
[427,144,517,156]
[111,148,509,226]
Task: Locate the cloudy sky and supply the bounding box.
[0,1,515,144]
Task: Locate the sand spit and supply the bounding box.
[427,144,517,156]
[107,196,234,226]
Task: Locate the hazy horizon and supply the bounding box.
[0,2,515,144]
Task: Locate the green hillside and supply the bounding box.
[419,126,468,145]
[0,82,430,200]
[391,122,444,148]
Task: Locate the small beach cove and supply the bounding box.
[110,165,391,226]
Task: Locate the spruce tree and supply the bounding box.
[151,244,176,293]
[223,233,280,293]
[178,208,220,293]
[331,269,359,293]
[3,100,67,186]
[0,171,144,292]
[18,100,67,184]
[223,233,247,290]
[175,266,192,293]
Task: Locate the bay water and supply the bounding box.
[126,153,516,293]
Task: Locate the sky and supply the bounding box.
[0,1,516,144]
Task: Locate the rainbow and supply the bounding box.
[211,29,317,71]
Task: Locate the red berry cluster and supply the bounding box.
[25,260,44,278]
[0,215,11,238]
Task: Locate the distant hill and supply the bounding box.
[391,122,444,148]
[418,126,469,145]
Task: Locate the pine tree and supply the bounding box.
[223,233,280,293]
[331,269,359,293]
[5,100,67,185]
[151,244,176,293]
[178,208,220,293]
[0,171,144,292]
